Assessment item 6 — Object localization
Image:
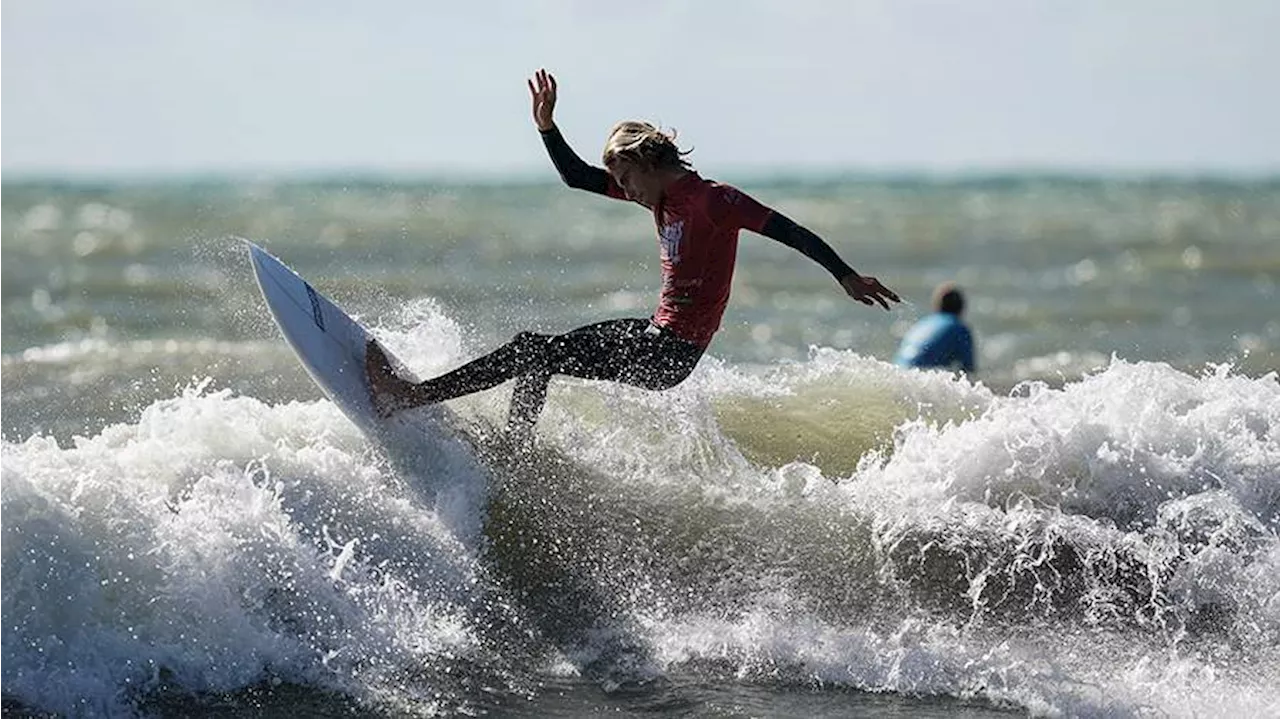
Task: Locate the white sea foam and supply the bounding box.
[529,352,1280,717]
[2,379,494,716]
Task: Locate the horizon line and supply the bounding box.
[5,164,1279,186]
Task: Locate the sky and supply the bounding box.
[3,0,1278,178]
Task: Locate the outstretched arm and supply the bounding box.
[759,211,901,310]
[529,68,616,197]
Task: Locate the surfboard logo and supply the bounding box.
[304,283,326,331]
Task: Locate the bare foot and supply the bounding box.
[365,340,418,418]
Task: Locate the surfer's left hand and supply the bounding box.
[840,272,900,311]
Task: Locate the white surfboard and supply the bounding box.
[247,241,404,436]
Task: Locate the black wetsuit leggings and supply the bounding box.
[415,318,704,431]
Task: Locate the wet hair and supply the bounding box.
[602,121,692,172]
[933,282,965,315]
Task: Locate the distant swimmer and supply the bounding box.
[366,68,901,441]
[894,282,976,372]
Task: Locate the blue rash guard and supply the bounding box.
[894,312,975,372]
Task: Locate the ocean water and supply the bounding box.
[2,176,1278,717]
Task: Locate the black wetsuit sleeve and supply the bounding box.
[539,126,612,196]
[758,211,855,280]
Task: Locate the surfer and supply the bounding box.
[366,68,900,439]
[893,282,976,372]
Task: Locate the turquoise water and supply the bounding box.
[2,176,1279,717]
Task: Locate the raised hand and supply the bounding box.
[840,272,901,311]
[528,68,558,131]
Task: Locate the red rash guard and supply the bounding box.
[601,173,772,347]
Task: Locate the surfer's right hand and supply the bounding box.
[528,68,557,131]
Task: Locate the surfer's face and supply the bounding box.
[608,160,662,205]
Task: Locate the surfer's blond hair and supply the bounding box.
[602,121,692,172]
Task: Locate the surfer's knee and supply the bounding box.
[509,331,552,370]
[511,331,549,352]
